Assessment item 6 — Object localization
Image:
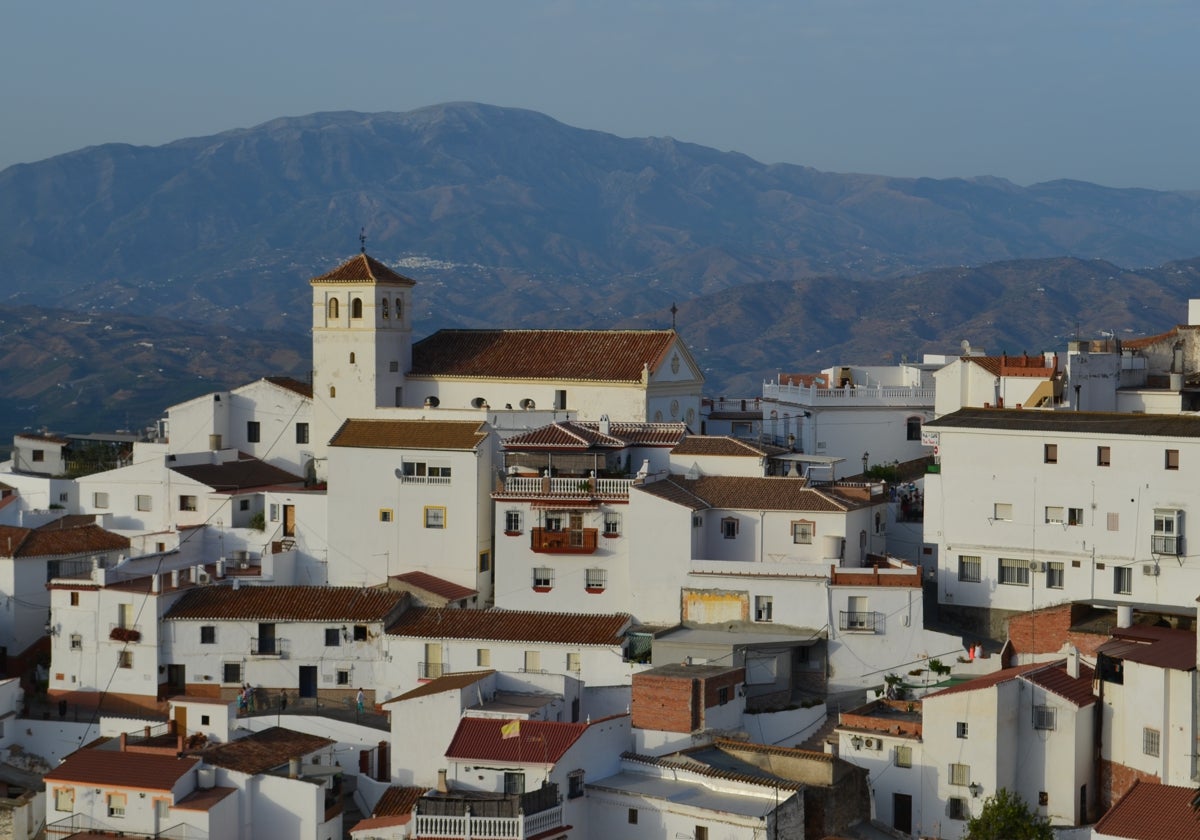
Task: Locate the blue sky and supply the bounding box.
[2,1,1196,189]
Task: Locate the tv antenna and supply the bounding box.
[359,227,367,254]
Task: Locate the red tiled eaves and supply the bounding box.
[1092,780,1200,839]
[262,376,314,399]
[164,586,408,622]
[372,784,427,817]
[1021,662,1096,707]
[310,253,417,286]
[620,751,806,792]
[445,718,590,765]
[390,570,478,602]
[386,670,495,704]
[170,458,304,491]
[386,607,630,646]
[45,749,199,791]
[926,407,1200,438]
[636,475,860,512]
[329,419,488,451]
[504,421,687,451]
[410,329,677,382]
[0,523,129,559]
[200,726,334,775]
[924,662,1047,700]
[16,433,69,445]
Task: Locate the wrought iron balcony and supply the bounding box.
[418,661,449,680]
[531,527,598,554]
[1152,534,1182,555]
[250,637,288,657]
[839,611,878,633]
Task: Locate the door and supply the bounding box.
[258,623,276,655]
[424,643,443,679]
[166,664,186,695]
[283,505,296,537]
[569,511,584,547]
[893,793,912,834]
[299,666,317,698]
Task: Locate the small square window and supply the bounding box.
[325,628,340,647]
[1166,449,1180,470]
[895,745,912,767]
[70,592,80,606]
[93,492,109,509]
[1046,562,1064,589]
[956,721,968,739]
[1114,566,1132,595]
[948,797,968,820]
[223,662,242,684]
[70,634,82,651]
[958,555,981,582]
[604,512,621,536]
[1033,705,1057,730]
[721,517,739,539]
[1045,506,1064,524]
[1044,443,1058,464]
[949,762,971,786]
[108,793,127,818]
[295,423,309,444]
[31,449,45,462]
[1068,507,1084,526]
[247,421,261,443]
[585,568,607,591]
[201,714,211,726]
[477,648,491,667]
[379,508,393,523]
[999,558,1029,586]
[55,787,75,812]
[567,652,581,672]
[136,494,152,512]
[993,502,1013,521]
[200,626,216,645]
[353,625,368,641]
[389,361,399,373]
[424,506,446,529]
[118,650,133,669]
[239,499,250,511]
[533,567,554,589]
[337,669,351,686]
[754,595,773,622]
[1143,727,1160,757]
[179,495,198,512]
[505,510,523,534]
[628,808,639,825]
[792,520,814,544]
[1097,446,1111,466]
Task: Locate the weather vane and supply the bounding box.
[359,227,366,254]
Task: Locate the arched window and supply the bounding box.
[395,298,404,322]
[329,386,336,398]
[349,352,356,364]
[351,298,363,319]
[328,298,339,319]
[381,298,390,319]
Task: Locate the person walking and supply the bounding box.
[356,687,365,718]
[279,689,288,712]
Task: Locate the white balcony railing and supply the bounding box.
[498,476,633,498]
[413,805,563,839]
[763,381,935,408]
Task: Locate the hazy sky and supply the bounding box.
[3,1,1196,189]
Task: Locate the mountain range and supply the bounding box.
[4,102,1200,444]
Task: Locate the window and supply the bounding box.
[381,298,390,319]
[247,421,261,443]
[1033,705,1057,730]
[907,417,922,441]
[55,787,74,812]
[948,797,968,820]
[70,634,82,651]
[568,769,585,799]
[567,652,581,672]
[993,503,1013,521]
[118,650,133,669]
[604,512,621,536]
[722,517,739,539]
[325,628,340,647]
[949,763,971,786]
[395,299,404,321]
[1045,506,1064,524]
[718,686,730,705]
[269,504,280,522]
[389,360,399,372]
[1143,727,1161,757]
[239,499,250,512]
[337,669,350,686]
[108,792,127,818]
[692,514,703,528]
[296,423,309,444]
[93,492,109,509]
[328,298,339,319]
[956,721,969,739]
[424,506,446,529]
[1153,509,1183,554]
[1114,566,1132,595]
[524,650,541,672]
[329,386,336,398]
[628,808,639,825]
[354,625,368,642]
[200,626,216,645]
[958,555,982,582]
[70,592,80,606]
[1166,449,1180,470]
[429,465,452,479]
[1098,446,1111,466]
[32,449,44,462]
[998,558,1029,586]
[156,798,170,821]
[59,492,69,503]
[478,551,490,573]
[585,568,607,591]
[179,495,198,512]
[136,494,152,512]
[351,297,363,319]
[505,510,523,533]
[755,595,774,622]
[223,662,242,684]
[1108,511,1120,531]
[379,508,393,523]
[1046,562,1064,589]
[1044,443,1058,464]
[544,512,563,531]
[533,567,554,589]
[477,648,491,667]
[792,520,815,544]
[895,745,913,768]
[554,389,567,410]
[1068,507,1084,526]
[695,827,709,840]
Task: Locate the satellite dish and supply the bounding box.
[960,339,971,355]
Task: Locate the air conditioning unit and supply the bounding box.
[1028,561,1045,572]
[1143,564,1160,576]
[196,570,211,584]
[864,737,881,750]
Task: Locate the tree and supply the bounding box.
[965,788,1053,840]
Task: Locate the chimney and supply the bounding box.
[289,757,301,779]
[119,732,128,751]
[1066,645,1079,679]
[1117,605,1133,629]
[436,769,449,793]
[209,434,222,451]
[599,414,611,436]
[151,574,160,594]
[170,569,179,589]
[216,559,225,578]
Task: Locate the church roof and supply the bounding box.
[310,253,416,286]
[410,329,678,382]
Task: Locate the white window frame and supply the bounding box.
[136,494,152,512]
[949,762,971,786]
[533,567,554,589]
[895,745,912,768]
[604,512,621,536]
[424,506,446,529]
[585,568,607,590]
[505,509,523,533]
[93,492,109,509]
[1033,705,1057,730]
[791,520,815,544]
[993,502,1013,521]
[754,595,774,623]
[1143,727,1161,757]
[1114,566,1132,595]
[1046,562,1065,589]
[1045,506,1064,524]
[998,557,1029,586]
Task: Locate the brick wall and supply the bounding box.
[1098,759,1161,815]
[1006,603,1109,656]
[632,673,699,733]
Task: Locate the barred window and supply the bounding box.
[1143,727,1161,757]
[1033,705,1057,730]
[949,763,971,786]
[998,558,1029,586]
[958,555,981,582]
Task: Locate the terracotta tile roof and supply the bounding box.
[329,419,489,451]
[385,671,495,704]
[390,571,478,602]
[620,751,806,792]
[923,662,1047,700]
[164,586,408,623]
[777,373,829,388]
[1097,625,1197,672]
[445,718,592,765]
[1122,326,1190,351]
[386,607,631,646]
[1021,661,1096,707]
[16,432,69,444]
[201,726,334,775]
[310,253,416,286]
[504,421,687,451]
[351,784,426,832]
[174,785,238,811]
[44,748,199,791]
[0,522,129,559]
[261,376,313,399]
[170,457,304,490]
[1092,780,1200,839]
[410,329,677,382]
[40,514,102,529]
[672,436,785,458]
[635,475,866,512]
[926,407,1200,438]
